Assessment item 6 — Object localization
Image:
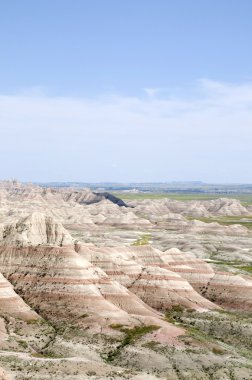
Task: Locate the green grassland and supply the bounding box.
[112,191,252,205]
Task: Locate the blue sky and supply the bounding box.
[0,0,252,182]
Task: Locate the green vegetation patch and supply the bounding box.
[131,234,151,246]
[187,215,252,229]
[165,304,186,323]
[112,192,252,204]
[141,340,160,350]
[17,339,28,349]
[121,325,159,345]
[208,259,252,276]
[211,346,226,355]
[165,307,225,348]
[26,319,40,325]
[110,324,160,346]
[106,324,160,362]
[165,307,252,359]
[237,266,252,274]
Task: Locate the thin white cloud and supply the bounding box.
[144,88,163,97]
[0,79,252,182]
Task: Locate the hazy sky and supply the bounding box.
[1,0,252,183]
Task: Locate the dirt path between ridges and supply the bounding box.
[0,350,92,363]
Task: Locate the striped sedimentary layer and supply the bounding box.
[77,244,217,311]
[130,246,252,311]
[0,245,159,327]
[0,272,39,321]
[78,244,252,312]
[0,213,183,342]
[0,207,250,346]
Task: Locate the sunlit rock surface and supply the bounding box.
[0,182,251,380]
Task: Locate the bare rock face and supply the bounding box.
[0,272,39,321]
[82,243,252,312]
[133,246,252,311]
[202,271,252,310]
[0,212,74,246]
[77,244,217,312]
[186,219,248,236]
[0,184,150,228]
[0,244,154,329]
[63,188,128,207]
[129,197,250,218]
[0,213,183,342]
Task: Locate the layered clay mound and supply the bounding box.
[77,244,217,311]
[202,271,252,310]
[0,245,158,329]
[0,214,184,340]
[0,212,74,246]
[0,183,149,228]
[186,219,248,236]
[61,188,108,205]
[84,200,151,227]
[140,247,252,312]
[130,197,250,218]
[0,272,39,321]
[62,188,128,207]
[0,181,127,208]
[180,198,249,217]
[203,198,250,216]
[92,245,252,312]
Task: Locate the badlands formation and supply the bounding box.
[0,182,251,379]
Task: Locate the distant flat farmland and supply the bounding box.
[111,191,252,205]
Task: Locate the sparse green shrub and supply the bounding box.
[132,234,151,246]
[106,324,160,362]
[17,339,28,349]
[165,304,184,322]
[27,319,39,325]
[212,346,226,355]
